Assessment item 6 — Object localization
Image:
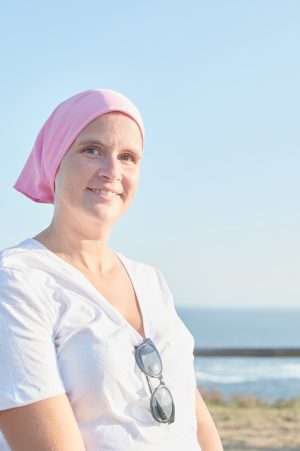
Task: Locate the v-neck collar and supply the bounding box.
[23,238,150,342]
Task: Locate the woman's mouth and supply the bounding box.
[87,188,121,199]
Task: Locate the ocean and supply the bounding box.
[177,307,300,401]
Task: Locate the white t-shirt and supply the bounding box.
[0,238,200,451]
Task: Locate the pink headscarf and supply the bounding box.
[14,89,145,204]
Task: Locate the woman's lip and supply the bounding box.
[87,188,121,200]
[87,188,121,195]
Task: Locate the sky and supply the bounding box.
[0,1,299,308]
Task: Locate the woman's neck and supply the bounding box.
[33,222,116,275]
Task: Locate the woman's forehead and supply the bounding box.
[75,112,143,148]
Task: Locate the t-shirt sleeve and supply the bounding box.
[0,266,66,410]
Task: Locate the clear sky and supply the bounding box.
[1,1,299,308]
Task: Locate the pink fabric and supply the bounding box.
[14,89,144,204]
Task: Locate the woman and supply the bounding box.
[0,89,223,450]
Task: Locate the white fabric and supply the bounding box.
[0,238,200,450]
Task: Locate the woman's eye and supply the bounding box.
[120,154,134,162]
[84,147,100,156]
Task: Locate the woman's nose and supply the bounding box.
[99,156,121,180]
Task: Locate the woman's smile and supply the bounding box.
[87,188,122,201]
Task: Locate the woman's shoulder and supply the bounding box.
[0,238,40,271]
[113,250,169,290]
[113,249,160,276]
[0,239,62,322]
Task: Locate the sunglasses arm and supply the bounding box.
[145,375,154,394]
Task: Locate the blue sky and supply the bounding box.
[1,1,299,307]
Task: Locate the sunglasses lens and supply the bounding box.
[137,342,162,377]
[151,386,174,423]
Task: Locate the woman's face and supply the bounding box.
[54,112,143,228]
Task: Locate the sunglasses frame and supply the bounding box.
[134,338,175,424]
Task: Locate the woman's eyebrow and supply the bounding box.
[77,138,106,147]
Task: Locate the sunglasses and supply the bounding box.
[134,338,175,424]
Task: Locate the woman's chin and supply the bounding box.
[85,206,124,227]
